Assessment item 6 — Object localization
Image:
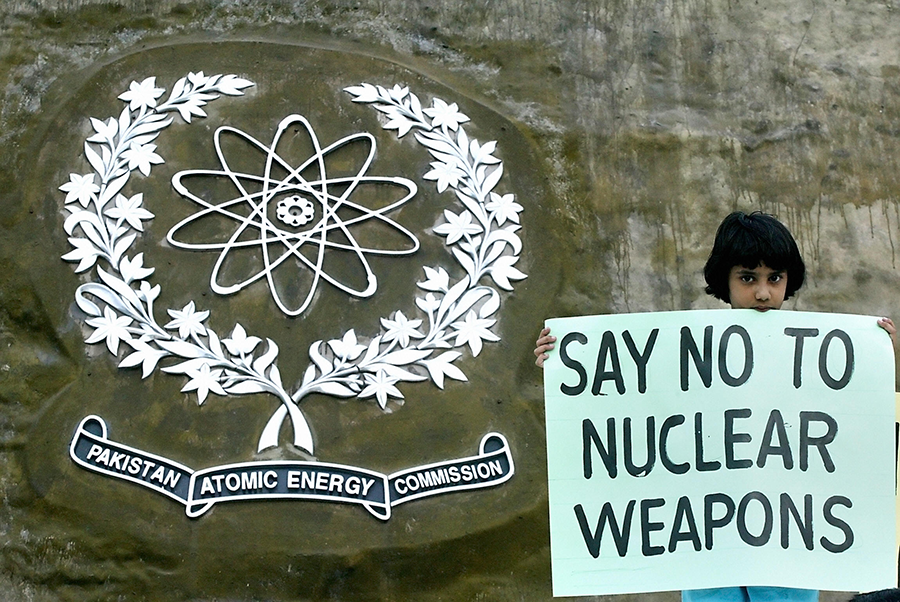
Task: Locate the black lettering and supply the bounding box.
[818,329,854,390]
[784,328,819,388]
[559,332,588,395]
[622,329,659,394]
[725,408,753,469]
[737,491,773,547]
[668,496,702,552]
[583,418,616,479]
[624,417,656,477]
[821,496,854,553]
[592,331,626,396]
[718,325,753,386]
[800,411,837,472]
[757,409,794,469]
[780,493,813,550]
[660,414,689,475]
[574,501,635,558]
[695,412,721,472]
[704,493,735,550]
[681,325,714,391]
[640,498,666,557]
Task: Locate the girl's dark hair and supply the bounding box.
[703,211,805,303]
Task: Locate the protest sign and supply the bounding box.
[543,310,896,596]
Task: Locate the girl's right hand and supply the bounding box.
[534,327,556,368]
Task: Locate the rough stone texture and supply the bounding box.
[0,1,898,601]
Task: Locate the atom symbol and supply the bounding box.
[167,115,420,316]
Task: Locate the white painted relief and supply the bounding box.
[61,75,526,457]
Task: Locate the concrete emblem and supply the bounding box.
[61,74,523,517]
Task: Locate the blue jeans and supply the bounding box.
[682,588,818,602]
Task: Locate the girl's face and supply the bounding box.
[727,262,787,311]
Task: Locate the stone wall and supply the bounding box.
[1,1,897,600]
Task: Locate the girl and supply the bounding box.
[533,211,896,602]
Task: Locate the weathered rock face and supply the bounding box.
[0,2,897,601]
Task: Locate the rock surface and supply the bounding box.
[0,1,897,600]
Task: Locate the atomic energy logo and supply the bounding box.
[61,74,522,519]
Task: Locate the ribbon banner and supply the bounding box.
[70,415,514,521]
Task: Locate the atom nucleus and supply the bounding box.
[167,114,420,316]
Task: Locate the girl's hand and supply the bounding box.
[878,317,896,345]
[534,327,556,368]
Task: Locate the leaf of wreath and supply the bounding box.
[418,351,468,389]
[118,339,167,378]
[252,339,279,374]
[477,289,501,320]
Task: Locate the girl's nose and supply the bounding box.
[755,284,770,300]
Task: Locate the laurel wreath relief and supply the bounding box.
[61,74,526,455]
